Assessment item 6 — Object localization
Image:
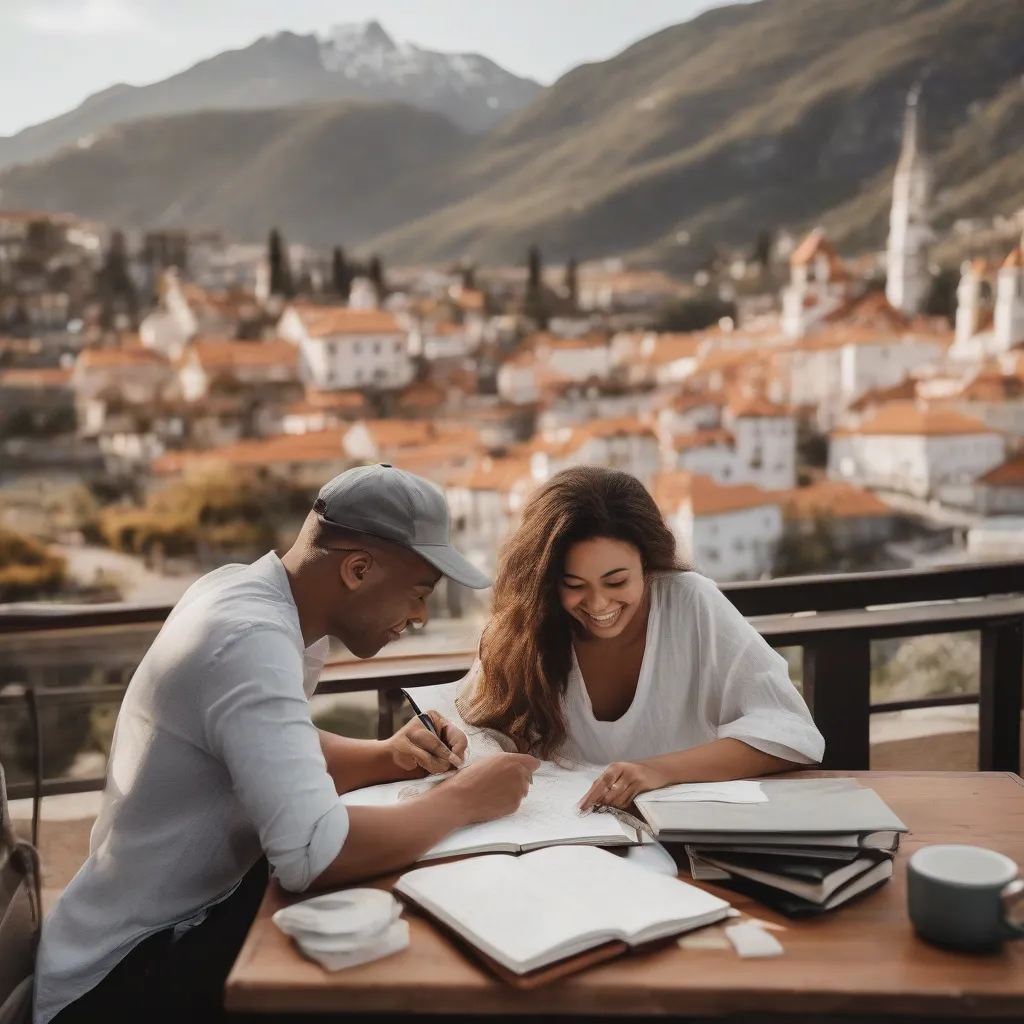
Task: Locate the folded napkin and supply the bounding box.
[273,889,409,971]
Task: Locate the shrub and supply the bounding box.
[0,529,66,602]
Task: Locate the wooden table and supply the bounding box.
[226,771,1024,1019]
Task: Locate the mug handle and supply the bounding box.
[1001,878,1024,939]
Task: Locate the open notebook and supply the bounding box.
[395,844,732,977]
[342,760,639,860]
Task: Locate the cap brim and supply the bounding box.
[412,544,492,590]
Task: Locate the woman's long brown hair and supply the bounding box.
[462,466,686,759]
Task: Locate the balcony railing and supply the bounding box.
[2,561,1023,834]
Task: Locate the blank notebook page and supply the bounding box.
[396,844,731,973]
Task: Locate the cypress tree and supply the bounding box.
[524,244,548,329]
[564,255,579,308]
[268,228,293,298]
[367,254,386,301]
[331,246,351,300]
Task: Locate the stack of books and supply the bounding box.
[634,778,908,917]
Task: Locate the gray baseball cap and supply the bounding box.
[314,463,491,590]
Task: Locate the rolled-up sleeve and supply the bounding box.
[691,576,825,765]
[202,628,349,892]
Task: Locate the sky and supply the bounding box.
[0,0,752,136]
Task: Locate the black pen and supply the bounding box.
[401,689,462,768]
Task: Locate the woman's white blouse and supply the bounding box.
[558,572,824,766]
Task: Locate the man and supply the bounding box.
[36,464,538,1023]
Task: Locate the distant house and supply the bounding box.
[140,271,198,359]
[177,338,299,401]
[152,430,351,489]
[530,416,662,486]
[829,401,1005,506]
[0,366,74,434]
[976,454,1024,516]
[447,456,535,577]
[611,331,703,387]
[950,241,1024,362]
[722,393,797,491]
[653,471,782,582]
[278,304,413,391]
[280,387,370,435]
[670,428,736,481]
[778,480,897,549]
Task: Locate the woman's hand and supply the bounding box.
[577,760,671,812]
[389,711,468,775]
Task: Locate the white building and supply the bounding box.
[886,86,932,317]
[721,394,796,491]
[671,429,736,481]
[994,242,1024,350]
[951,240,1024,362]
[177,339,298,402]
[976,454,1024,516]
[829,401,1005,506]
[610,331,703,387]
[278,304,413,391]
[446,456,535,578]
[784,293,950,429]
[780,229,852,340]
[139,270,198,360]
[496,334,610,405]
[530,417,662,487]
[654,471,783,582]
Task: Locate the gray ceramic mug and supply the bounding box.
[908,845,1024,952]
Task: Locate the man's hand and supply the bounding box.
[577,760,671,813]
[388,710,469,775]
[442,752,539,825]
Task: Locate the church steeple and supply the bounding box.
[886,84,932,317]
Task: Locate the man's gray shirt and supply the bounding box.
[34,553,348,1023]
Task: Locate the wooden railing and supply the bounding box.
[2,561,1023,813]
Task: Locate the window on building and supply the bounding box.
[734,539,745,552]
[703,548,719,563]
[354,341,362,354]
[328,342,337,357]
[373,341,381,355]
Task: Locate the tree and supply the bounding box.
[267,228,294,298]
[367,254,387,301]
[331,246,352,300]
[524,244,548,329]
[564,256,579,308]
[752,229,773,270]
[655,296,736,333]
[98,228,137,326]
[924,267,959,326]
[0,529,67,602]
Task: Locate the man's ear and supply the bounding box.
[338,551,373,590]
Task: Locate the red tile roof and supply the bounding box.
[779,480,893,520]
[653,471,777,517]
[833,401,996,437]
[978,454,1024,487]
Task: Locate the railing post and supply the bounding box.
[802,634,872,770]
[376,688,404,741]
[979,620,1023,772]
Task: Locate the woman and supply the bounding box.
[459,465,823,812]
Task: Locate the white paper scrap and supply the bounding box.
[725,921,784,958]
[642,781,767,804]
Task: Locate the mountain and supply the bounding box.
[0,21,539,171]
[364,0,1024,268]
[0,103,472,246]
[1,0,1021,267]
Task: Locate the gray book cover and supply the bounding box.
[636,779,908,837]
